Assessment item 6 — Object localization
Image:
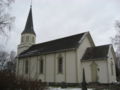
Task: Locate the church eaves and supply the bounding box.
[22,7,36,35]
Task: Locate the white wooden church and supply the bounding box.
[16,7,116,84]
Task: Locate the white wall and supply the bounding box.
[37,56,46,81]
[81,62,91,82]
[17,50,77,83]
[44,50,77,83]
[17,33,36,55]
[66,51,77,83]
[45,54,55,82]
[77,33,94,83]
[107,46,116,83]
[55,52,65,82]
[17,59,24,76]
[97,60,108,83]
[82,60,109,83]
[29,56,38,80]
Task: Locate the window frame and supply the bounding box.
[26,36,29,42]
[58,56,63,74]
[21,36,24,43]
[39,59,44,74]
[111,61,114,75]
[32,37,34,43]
[25,60,29,74]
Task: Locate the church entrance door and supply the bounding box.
[91,61,98,82]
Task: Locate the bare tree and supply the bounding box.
[0,50,16,72]
[9,51,16,61]
[112,21,120,68]
[0,0,15,36]
[0,0,15,71]
[6,51,16,72]
[112,21,120,81]
[0,51,9,70]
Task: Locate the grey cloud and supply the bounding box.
[2,0,120,52]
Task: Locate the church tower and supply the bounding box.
[17,6,36,55]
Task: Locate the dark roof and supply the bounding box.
[82,45,110,61]
[22,7,36,35]
[18,33,85,58]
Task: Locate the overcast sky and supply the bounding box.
[1,0,120,52]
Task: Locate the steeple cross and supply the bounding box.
[30,0,32,8]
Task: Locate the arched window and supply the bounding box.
[26,36,29,42]
[58,57,63,73]
[111,61,114,75]
[25,60,29,74]
[32,37,34,43]
[21,36,24,43]
[39,59,44,74]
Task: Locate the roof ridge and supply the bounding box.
[33,32,87,46]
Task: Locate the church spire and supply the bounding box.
[18,2,36,55]
[22,5,36,35]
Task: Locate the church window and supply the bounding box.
[111,61,114,75]
[32,37,34,43]
[21,36,24,42]
[58,57,63,73]
[90,62,98,82]
[26,36,29,42]
[25,60,29,74]
[39,59,44,74]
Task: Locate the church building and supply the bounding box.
[16,7,116,84]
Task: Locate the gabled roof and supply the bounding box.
[82,45,110,61]
[18,33,85,58]
[22,7,36,35]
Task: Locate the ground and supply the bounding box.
[49,87,92,90]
